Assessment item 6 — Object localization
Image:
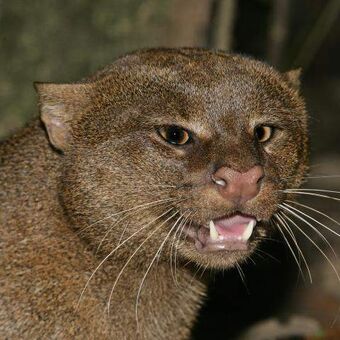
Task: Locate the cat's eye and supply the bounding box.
[157,125,191,146]
[254,125,273,143]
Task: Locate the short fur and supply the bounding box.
[0,48,308,339]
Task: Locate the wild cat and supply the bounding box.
[1,48,338,339]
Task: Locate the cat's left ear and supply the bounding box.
[283,68,301,92]
[34,82,91,152]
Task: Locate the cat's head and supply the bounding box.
[36,48,308,269]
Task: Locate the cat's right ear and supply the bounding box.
[34,82,90,152]
[283,68,301,92]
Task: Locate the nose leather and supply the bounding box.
[213,165,264,204]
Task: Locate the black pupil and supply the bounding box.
[256,127,265,140]
[167,126,185,144]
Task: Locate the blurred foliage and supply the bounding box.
[0,0,170,137]
[0,0,340,157]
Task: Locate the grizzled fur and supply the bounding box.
[0,48,308,339]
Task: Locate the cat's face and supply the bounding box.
[38,49,308,269]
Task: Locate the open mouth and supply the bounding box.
[185,213,258,253]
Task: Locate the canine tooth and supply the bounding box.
[242,220,256,241]
[209,220,219,240]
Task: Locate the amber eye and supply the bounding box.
[255,125,273,143]
[158,125,191,146]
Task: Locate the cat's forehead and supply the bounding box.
[136,67,292,124]
[92,49,301,134]
[142,79,289,140]
[117,50,293,108]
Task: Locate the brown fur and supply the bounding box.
[0,48,308,339]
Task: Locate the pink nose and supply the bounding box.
[212,165,264,204]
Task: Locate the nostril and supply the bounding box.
[257,173,265,184]
[246,165,264,185]
[211,174,226,187]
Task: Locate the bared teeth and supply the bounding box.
[209,220,219,240]
[208,219,257,242]
[241,220,256,241]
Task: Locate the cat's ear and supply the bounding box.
[283,68,301,92]
[34,82,90,152]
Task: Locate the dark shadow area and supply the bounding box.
[191,238,298,339]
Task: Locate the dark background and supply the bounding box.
[1,1,339,338]
[1,0,340,158]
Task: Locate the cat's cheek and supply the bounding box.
[263,141,300,178]
[248,182,281,220]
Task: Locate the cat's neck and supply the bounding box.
[78,257,206,339]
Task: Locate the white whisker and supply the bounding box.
[173,212,196,286]
[189,263,205,286]
[170,211,193,286]
[272,215,309,282]
[282,190,340,202]
[134,210,184,328]
[96,211,133,255]
[276,213,312,283]
[285,188,340,195]
[168,212,187,286]
[281,203,337,258]
[98,197,187,253]
[77,199,185,309]
[287,200,340,237]
[303,175,340,179]
[253,248,279,262]
[235,263,248,292]
[78,198,177,236]
[106,208,178,314]
[279,208,340,282]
